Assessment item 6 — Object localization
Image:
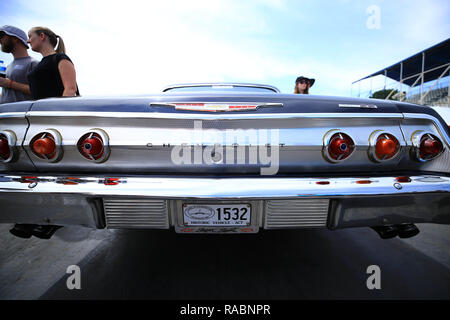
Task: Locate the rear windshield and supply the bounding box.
[164,85,277,93]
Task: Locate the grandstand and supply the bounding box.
[352,38,450,107]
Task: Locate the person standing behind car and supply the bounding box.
[0,25,39,104]
[27,26,80,99]
[294,76,315,94]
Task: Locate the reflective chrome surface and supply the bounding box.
[0,174,448,231]
[161,82,281,93]
[103,198,169,229]
[265,199,329,228]
[18,112,429,174]
[1,175,449,197]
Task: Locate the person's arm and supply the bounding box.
[58,59,77,97]
[0,77,32,95]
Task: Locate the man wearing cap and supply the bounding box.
[294,76,315,94]
[0,25,39,104]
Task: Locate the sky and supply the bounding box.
[1,0,449,97]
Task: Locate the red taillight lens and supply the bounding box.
[419,134,443,160]
[104,178,119,185]
[0,135,11,160]
[327,132,355,161]
[33,137,56,155]
[396,176,411,183]
[375,134,399,160]
[30,132,58,160]
[82,137,104,157]
[77,130,109,162]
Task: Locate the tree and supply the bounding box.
[370,89,399,100]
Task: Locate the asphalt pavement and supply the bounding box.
[0,223,449,299]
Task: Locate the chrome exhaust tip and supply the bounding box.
[30,225,63,239]
[9,224,38,239]
[397,223,420,238]
[371,225,398,239]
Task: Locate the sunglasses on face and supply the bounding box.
[298,80,309,84]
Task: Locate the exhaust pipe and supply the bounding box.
[9,224,38,238]
[397,223,420,238]
[30,225,63,239]
[371,225,398,239]
[9,224,63,239]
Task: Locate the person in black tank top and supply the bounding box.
[26,26,79,99]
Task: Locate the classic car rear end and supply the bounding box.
[1,83,449,239]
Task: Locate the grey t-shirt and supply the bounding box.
[0,56,39,104]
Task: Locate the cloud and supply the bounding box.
[397,0,450,45]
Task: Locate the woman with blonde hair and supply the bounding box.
[27,26,79,99]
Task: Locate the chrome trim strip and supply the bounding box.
[403,113,450,146]
[161,83,281,93]
[26,111,405,120]
[0,112,26,119]
[0,175,448,198]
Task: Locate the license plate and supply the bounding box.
[183,204,251,226]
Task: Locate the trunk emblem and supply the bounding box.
[150,102,283,112]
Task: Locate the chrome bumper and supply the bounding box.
[0,175,449,232]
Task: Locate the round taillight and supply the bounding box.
[411,131,444,162]
[33,137,56,155]
[0,130,17,163]
[369,131,401,162]
[82,137,103,156]
[419,134,443,160]
[375,134,400,161]
[29,130,62,162]
[0,135,11,160]
[77,129,109,162]
[324,132,355,162]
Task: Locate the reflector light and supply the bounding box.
[356,180,372,184]
[20,176,38,183]
[396,176,411,183]
[104,178,119,185]
[62,177,80,185]
[30,130,61,161]
[77,129,109,162]
[324,131,355,162]
[316,181,330,185]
